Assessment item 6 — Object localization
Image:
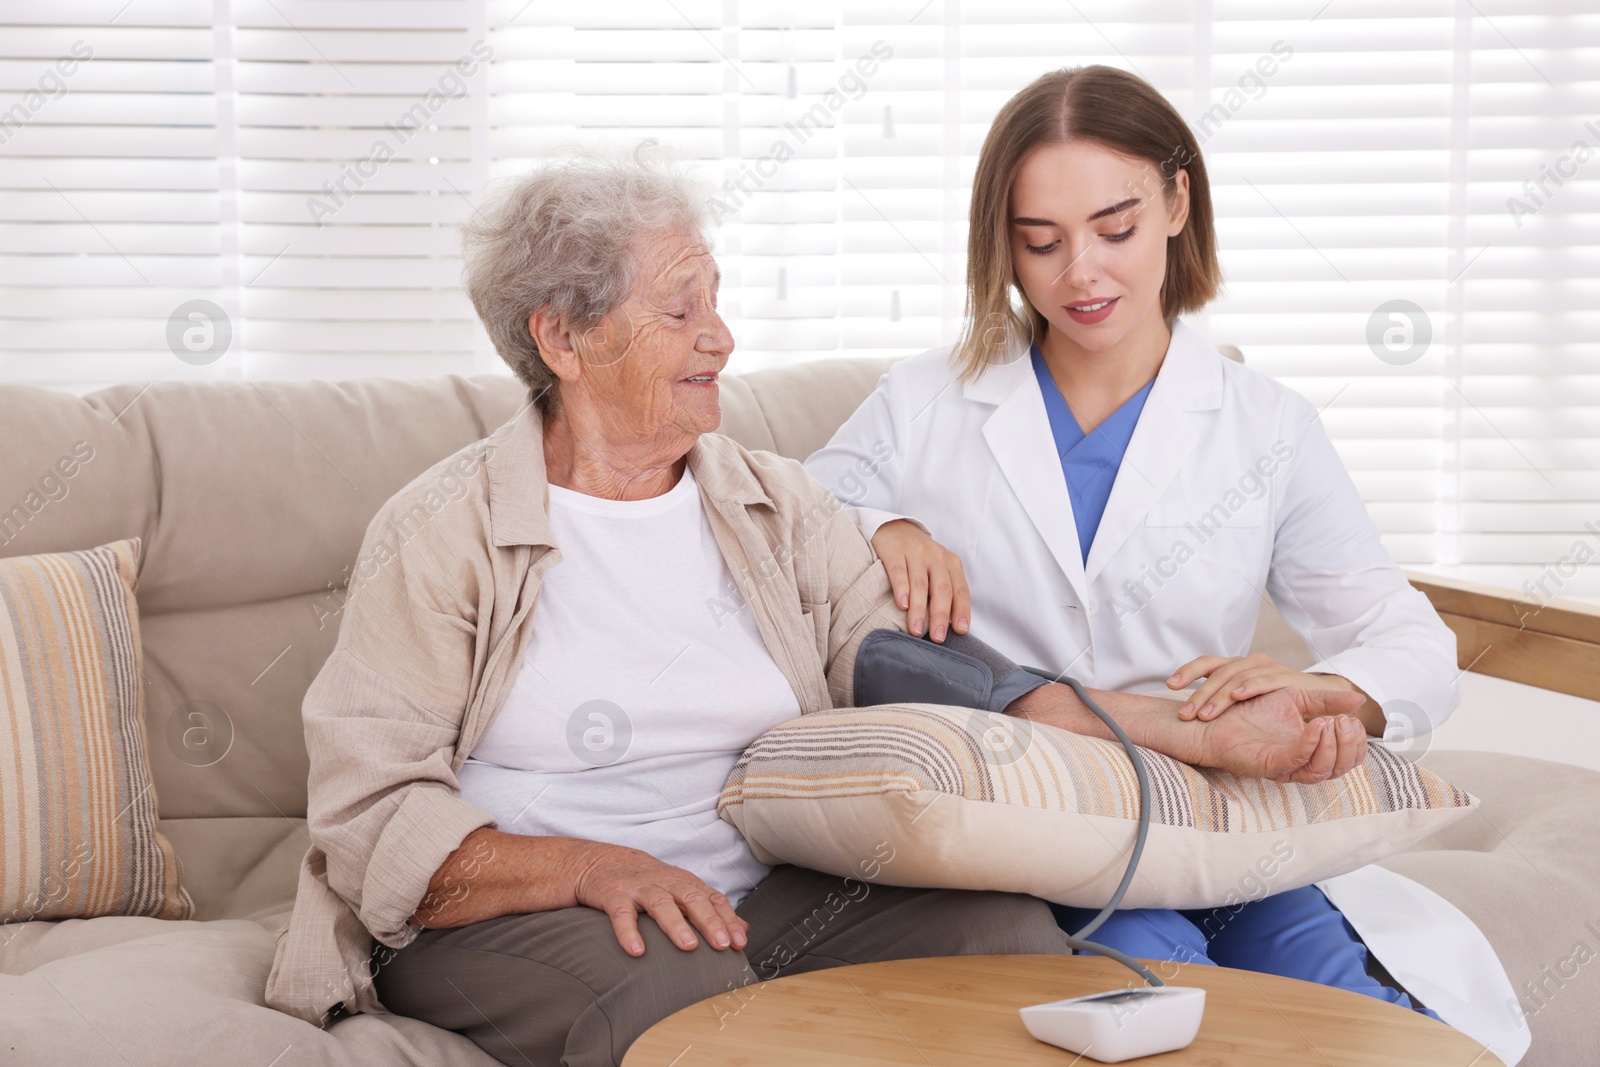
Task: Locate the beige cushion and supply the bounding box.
[721,704,1478,909]
[0,913,498,1067]
[0,538,192,923]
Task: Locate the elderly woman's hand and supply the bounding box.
[571,841,750,958]
[870,519,971,642]
[1178,687,1369,782]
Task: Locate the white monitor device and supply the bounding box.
[1020,986,1206,1063]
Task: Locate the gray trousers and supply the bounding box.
[371,864,1073,1067]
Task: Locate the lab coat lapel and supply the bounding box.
[1083,321,1224,585]
[971,351,1091,607]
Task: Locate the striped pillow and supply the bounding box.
[0,539,192,924]
[719,703,1476,909]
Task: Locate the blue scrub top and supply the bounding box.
[1030,344,1156,562]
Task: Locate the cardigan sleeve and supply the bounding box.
[789,469,917,709]
[299,478,500,951]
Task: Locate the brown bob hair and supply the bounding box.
[952,65,1222,381]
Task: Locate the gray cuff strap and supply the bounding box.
[852,628,1051,713]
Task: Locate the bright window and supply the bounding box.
[0,1,1594,602]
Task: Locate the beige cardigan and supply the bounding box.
[264,402,906,1025]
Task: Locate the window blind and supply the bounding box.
[0,0,1593,603]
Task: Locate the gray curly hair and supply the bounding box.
[461,144,713,413]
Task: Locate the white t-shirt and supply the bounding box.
[458,464,802,905]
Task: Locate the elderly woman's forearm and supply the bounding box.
[1007,682,1370,782]
[409,827,592,929]
[1006,684,1182,749]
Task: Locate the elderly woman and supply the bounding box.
[264,151,1366,1067]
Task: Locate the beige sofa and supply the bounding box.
[2,360,1596,1066]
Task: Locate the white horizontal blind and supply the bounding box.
[0,1,219,384]
[1199,1,1599,603]
[489,0,844,364]
[231,0,488,380]
[0,1,1594,603]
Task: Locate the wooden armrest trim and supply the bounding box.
[1405,570,1600,702]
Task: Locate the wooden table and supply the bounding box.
[622,954,1502,1066]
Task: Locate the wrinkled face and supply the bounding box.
[1008,139,1189,352]
[567,226,733,442]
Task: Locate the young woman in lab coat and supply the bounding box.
[805,65,1527,1063]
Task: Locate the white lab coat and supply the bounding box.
[804,318,1529,1064]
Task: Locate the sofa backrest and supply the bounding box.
[0,358,896,824]
[1,355,1308,828]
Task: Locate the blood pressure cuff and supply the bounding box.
[852,628,1052,714]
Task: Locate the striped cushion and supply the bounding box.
[1,539,192,923]
[719,704,1477,909]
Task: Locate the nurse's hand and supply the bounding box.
[1191,687,1369,783]
[870,519,971,643]
[1168,654,1359,724]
